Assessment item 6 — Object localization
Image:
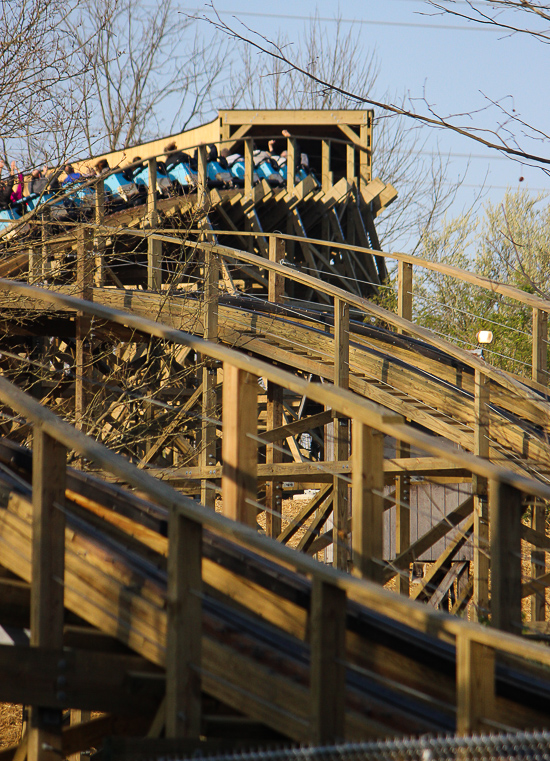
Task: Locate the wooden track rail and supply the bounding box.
[1,358,550,752]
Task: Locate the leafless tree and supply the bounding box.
[0,0,97,169]
[197,4,550,172]
[69,0,230,154]
[219,14,460,250]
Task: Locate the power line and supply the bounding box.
[181,8,501,32]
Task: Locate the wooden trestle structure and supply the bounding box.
[0,111,549,759]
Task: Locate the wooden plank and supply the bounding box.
[352,423,384,582]
[395,439,410,596]
[166,511,202,738]
[333,298,350,570]
[261,411,332,445]
[222,365,258,527]
[244,139,254,199]
[29,430,66,761]
[75,227,93,432]
[397,261,412,330]
[490,481,522,634]
[268,236,285,304]
[531,500,546,622]
[197,145,208,208]
[297,494,333,553]
[94,179,106,287]
[473,370,490,621]
[321,140,331,193]
[265,379,283,538]
[69,710,91,761]
[456,633,495,734]
[309,579,346,744]
[532,307,548,386]
[384,496,474,582]
[277,485,332,544]
[201,248,219,509]
[286,137,296,194]
[412,515,474,602]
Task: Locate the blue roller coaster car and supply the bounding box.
[133,166,173,196]
[167,162,197,190]
[103,172,142,206]
[255,159,284,187]
[228,158,259,188]
[207,160,233,188]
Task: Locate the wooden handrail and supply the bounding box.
[0,343,550,671]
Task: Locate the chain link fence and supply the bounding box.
[180,731,550,761]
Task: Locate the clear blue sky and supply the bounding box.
[183,0,550,229]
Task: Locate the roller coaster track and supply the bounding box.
[1,125,550,753]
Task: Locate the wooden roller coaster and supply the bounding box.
[0,110,549,760]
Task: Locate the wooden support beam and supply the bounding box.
[69,711,91,761]
[359,123,372,191]
[351,422,384,582]
[165,510,202,739]
[397,261,412,330]
[321,140,331,193]
[94,178,105,287]
[29,430,66,761]
[200,249,219,509]
[265,380,283,538]
[532,307,548,387]
[286,137,296,194]
[346,143,355,184]
[395,439,410,596]
[268,236,285,304]
[333,298,349,571]
[147,159,162,291]
[244,139,254,199]
[456,633,495,734]
[531,499,546,622]
[75,227,93,432]
[222,364,258,527]
[490,480,522,634]
[473,370,490,621]
[309,579,346,744]
[197,144,209,209]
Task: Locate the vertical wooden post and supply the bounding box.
[200,249,219,509]
[455,633,495,734]
[352,422,385,582]
[532,307,548,387]
[40,207,51,282]
[147,159,162,291]
[94,178,105,287]
[268,236,285,304]
[490,480,522,633]
[321,140,331,193]
[75,227,93,432]
[309,579,346,744]
[346,143,355,184]
[531,499,546,622]
[244,139,254,198]
[473,370,490,621]
[197,144,209,208]
[165,509,202,739]
[286,137,296,194]
[29,246,40,283]
[333,298,349,571]
[69,711,91,761]
[222,364,258,527]
[266,236,285,537]
[28,429,66,761]
[395,439,410,596]
[147,158,158,227]
[397,261,413,331]
[359,119,372,192]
